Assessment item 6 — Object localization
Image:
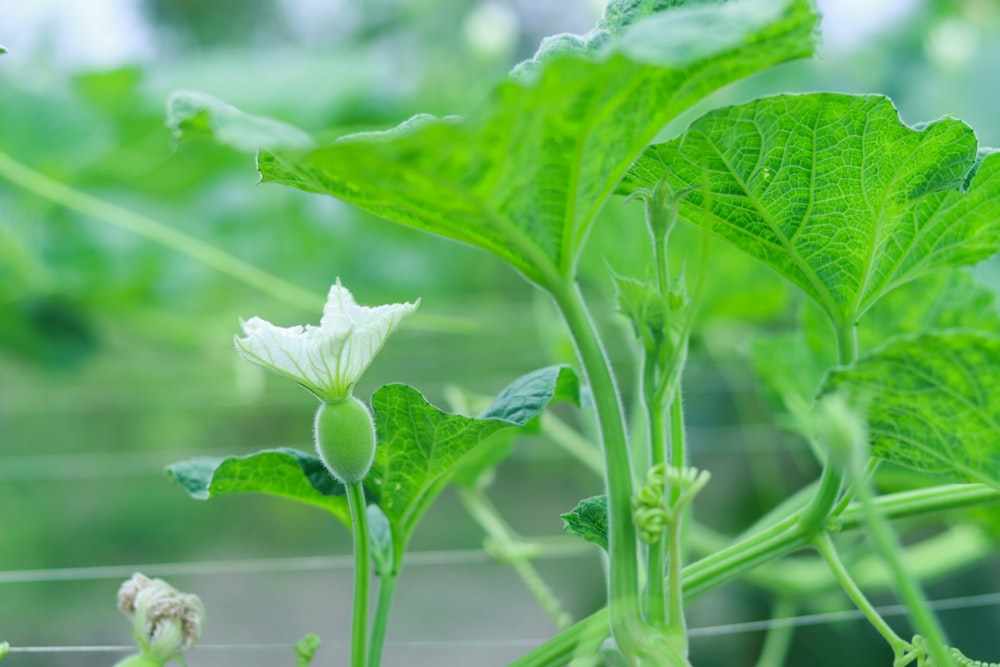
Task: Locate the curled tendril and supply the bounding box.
[632,464,669,544]
[898,636,1000,667]
[631,464,711,544]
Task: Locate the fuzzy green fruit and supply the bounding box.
[314,396,376,484]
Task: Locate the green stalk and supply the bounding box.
[345,482,371,667]
[850,461,955,666]
[753,597,797,667]
[814,533,909,655]
[0,148,322,311]
[367,572,396,667]
[548,281,645,659]
[642,349,668,628]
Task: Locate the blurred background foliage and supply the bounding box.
[1,1,1000,666]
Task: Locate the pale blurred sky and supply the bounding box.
[0,0,920,70]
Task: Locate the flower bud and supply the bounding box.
[117,573,204,665]
[314,396,376,484]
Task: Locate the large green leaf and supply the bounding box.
[167,447,350,525]
[823,332,1000,488]
[622,94,1000,325]
[179,0,817,286]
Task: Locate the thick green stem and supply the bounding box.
[549,281,644,659]
[346,482,371,667]
[814,533,909,655]
[367,572,396,667]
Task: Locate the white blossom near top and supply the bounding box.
[235,280,419,402]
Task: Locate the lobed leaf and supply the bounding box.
[622,94,1000,325]
[167,447,350,525]
[823,332,1000,488]
[178,0,817,286]
[370,365,579,534]
[561,495,609,551]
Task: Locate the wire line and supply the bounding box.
[5,591,1000,653]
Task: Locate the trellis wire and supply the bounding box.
[6,591,1000,654]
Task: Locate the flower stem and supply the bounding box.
[642,348,668,628]
[346,481,371,667]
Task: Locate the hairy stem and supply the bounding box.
[548,281,645,660]
[346,482,371,667]
[642,350,668,628]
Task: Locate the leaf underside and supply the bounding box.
[824,331,1000,489]
[622,93,1000,325]
[167,447,351,525]
[170,0,817,285]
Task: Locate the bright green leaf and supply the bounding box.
[371,366,579,533]
[166,90,313,153]
[479,365,580,423]
[612,273,665,342]
[622,94,1000,325]
[167,447,350,525]
[823,332,1000,488]
[251,0,816,285]
[561,495,609,551]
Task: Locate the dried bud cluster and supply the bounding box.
[117,573,204,662]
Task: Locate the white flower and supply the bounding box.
[235,280,419,401]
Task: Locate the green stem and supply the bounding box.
[346,482,371,667]
[642,350,668,628]
[507,483,1000,666]
[548,281,644,657]
[851,463,955,666]
[367,572,396,667]
[814,533,909,655]
[753,597,797,667]
[459,488,571,628]
[0,148,322,311]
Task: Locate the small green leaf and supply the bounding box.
[823,332,1000,488]
[561,495,609,551]
[167,447,349,526]
[166,90,313,153]
[371,366,579,534]
[366,504,393,577]
[479,365,580,424]
[622,94,1000,325]
[612,273,664,342]
[370,385,513,532]
[295,634,321,667]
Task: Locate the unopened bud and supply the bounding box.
[116,573,204,665]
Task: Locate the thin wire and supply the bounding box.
[5,591,1000,654]
[0,543,591,584]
